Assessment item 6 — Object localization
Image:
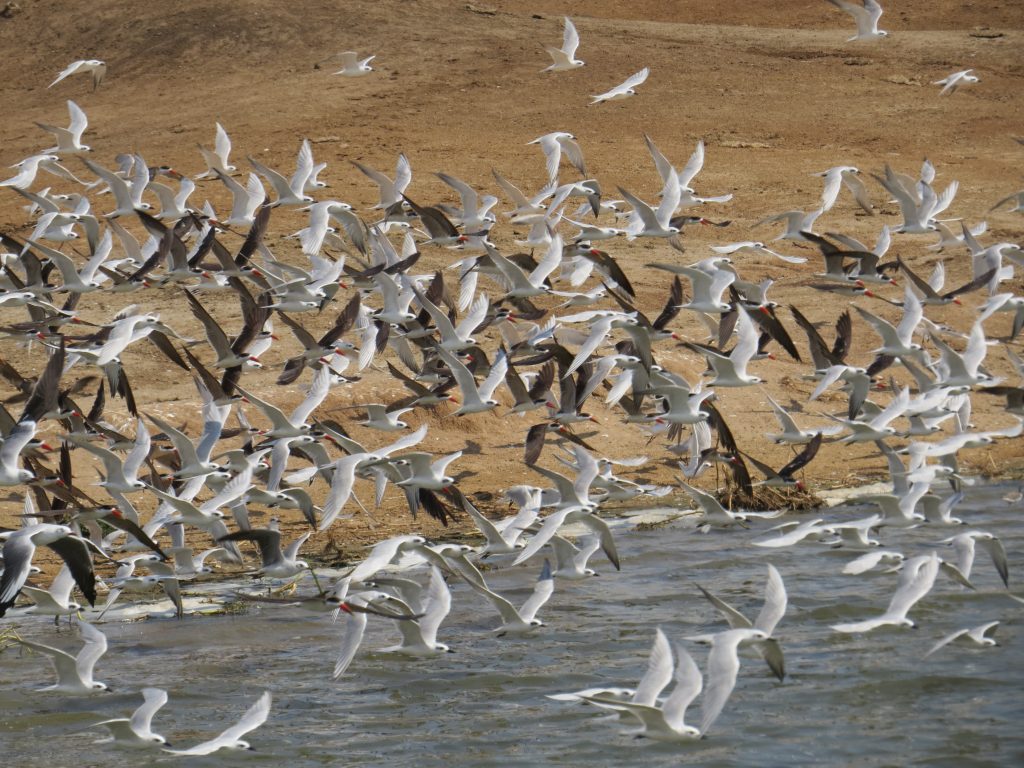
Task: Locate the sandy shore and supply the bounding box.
[1,1,1022,578]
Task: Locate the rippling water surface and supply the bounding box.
[2,482,1023,766]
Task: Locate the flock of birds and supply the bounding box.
[1,1,1022,756]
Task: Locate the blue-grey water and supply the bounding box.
[2,482,1023,767]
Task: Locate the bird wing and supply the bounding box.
[121,417,151,482]
[218,528,280,566]
[247,155,295,202]
[617,67,649,91]
[580,513,620,571]
[777,432,823,478]
[558,136,588,178]
[570,444,601,502]
[765,391,801,435]
[895,287,923,346]
[528,231,563,288]
[617,186,661,231]
[896,256,940,299]
[679,481,728,517]
[82,158,136,213]
[656,173,682,229]
[699,633,742,734]
[289,139,315,195]
[130,687,169,735]
[213,122,232,164]
[564,316,612,378]
[319,454,367,531]
[289,365,332,425]
[519,559,554,622]
[729,308,759,374]
[632,627,674,706]
[0,534,37,607]
[16,636,82,684]
[417,566,452,647]
[510,507,571,568]
[979,536,1009,588]
[168,691,271,755]
[184,290,232,359]
[74,621,108,682]
[65,99,89,141]
[754,564,787,635]
[478,348,508,401]
[677,140,705,191]
[46,536,97,607]
[460,493,507,547]
[662,642,703,732]
[924,628,968,658]
[436,171,480,222]
[50,60,87,87]
[561,16,580,56]
[351,160,396,207]
[885,553,939,620]
[695,584,751,629]
[436,348,484,407]
[333,609,368,678]
[592,68,648,101]
[643,134,675,186]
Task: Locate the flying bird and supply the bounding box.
[164,691,272,755]
[825,0,887,41]
[334,51,375,77]
[14,620,109,693]
[934,69,979,96]
[49,59,106,90]
[590,67,649,104]
[93,687,169,746]
[543,17,584,71]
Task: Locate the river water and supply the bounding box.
[2,481,1022,767]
